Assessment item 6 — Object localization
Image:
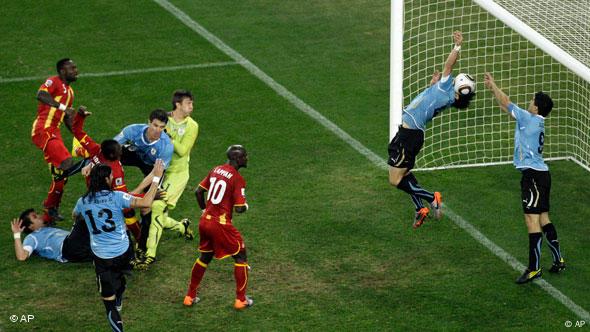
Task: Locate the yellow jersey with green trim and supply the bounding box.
[166,115,199,173]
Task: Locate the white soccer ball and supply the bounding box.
[454,73,476,96]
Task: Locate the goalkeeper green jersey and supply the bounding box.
[166,115,199,173]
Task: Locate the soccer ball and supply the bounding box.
[454,73,476,95]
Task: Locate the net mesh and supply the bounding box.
[402,0,590,171]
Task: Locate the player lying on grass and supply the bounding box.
[484,72,566,284]
[388,31,475,228]
[11,209,92,263]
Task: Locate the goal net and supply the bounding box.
[391,0,590,172]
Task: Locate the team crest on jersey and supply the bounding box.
[178,127,185,135]
[44,79,53,87]
[150,148,156,155]
[115,178,123,186]
[122,193,132,201]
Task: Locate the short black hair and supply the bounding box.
[19,208,35,234]
[149,108,169,124]
[101,139,121,161]
[534,91,553,117]
[452,92,475,109]
[56,58,72,73]
[172,90,194,110]
[226,144,246,161]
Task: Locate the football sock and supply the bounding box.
[397,173,435,203]
[43,177,66,217]
[54,159,88,180]
[115,284,126,311]
[234,263,249,301]
[103,299,123,332]
[138,212,151,252]
[528,232,543,271]
[187,258,208,299]
[542,223,562,263]
[124,209,141,243]
[410,194,425,211]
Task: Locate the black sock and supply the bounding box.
[138,212,152,251]
[542,223,562,263]
[115,283,126,310]
[528,232,543,271]
[397,173,434,203]
[103,299,123,332]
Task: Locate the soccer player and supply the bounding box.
[388,31,475,228]
[31,58,87,223]
[73,160,164,332]
[72,108,142,244]
[11,209,92,263]
[114,109,174,257]
[484,72,566,284]
[136,90,199,270]
[183,145,252,310]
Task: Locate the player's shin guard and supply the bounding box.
[103,299,124,332]
[542,223,562,263]
[187,258,208,298]
[234,263,249,302]
[528,232,543,271]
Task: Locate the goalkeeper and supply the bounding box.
[135,90,199,270]
[388,31,475,228]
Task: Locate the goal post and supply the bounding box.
[390,0,590,172]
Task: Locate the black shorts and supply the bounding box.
[61,216,92,263]
[520,169,551,214]
[387,126,424,170]
[121,144,154,176]
[93,244,134,297]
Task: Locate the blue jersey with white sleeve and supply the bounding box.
[74,190,133,259]
[508,103,548,171]
[22,227,69,262]
[402,75,456,131]
[114,124,173,168]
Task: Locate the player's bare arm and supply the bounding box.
[430,70,441,86]
[195,186,207,210]
[484,72,511,113]
[131,159,165,208]
[11,218,29,261]
[442,31,463,77]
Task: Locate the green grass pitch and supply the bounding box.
[1,1,589,331]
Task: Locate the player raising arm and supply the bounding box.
[73,159,164,332]
[183,145,252,310]
[388,31,476,228]
[484,72,566,284]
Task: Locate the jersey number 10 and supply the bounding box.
[207,178,227,204]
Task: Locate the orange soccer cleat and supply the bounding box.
[413,207,430,229]
[234,296,253,310]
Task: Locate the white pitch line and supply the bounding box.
[0,61,240,84]
[154,0,590,322]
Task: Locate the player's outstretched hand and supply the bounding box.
[77,105,92,117]
[152,159,165,177]
[11,218,24,234]
[430,70,441,85]
[453,31,463,46]
[483,72,495,89]
[81,163,93,177]
[155,189,168,201]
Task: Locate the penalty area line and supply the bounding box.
[0,61,241,84]
[154,0,590,322]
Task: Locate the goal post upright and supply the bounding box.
[390,0,404,142]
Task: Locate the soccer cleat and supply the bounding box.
[181,218,194,240]
[549,258,566,273]
[431,192,443,220]
[234,296,253,310]
[133,256,156,271]
[515,268,542,284]
[413,207,430,229]
[183,295,201,307]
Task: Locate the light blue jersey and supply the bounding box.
[402,75,455,131]
[22,227,68,262]
[114,124,173,168]
[508,103,548,171]
[74,190,133,259]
